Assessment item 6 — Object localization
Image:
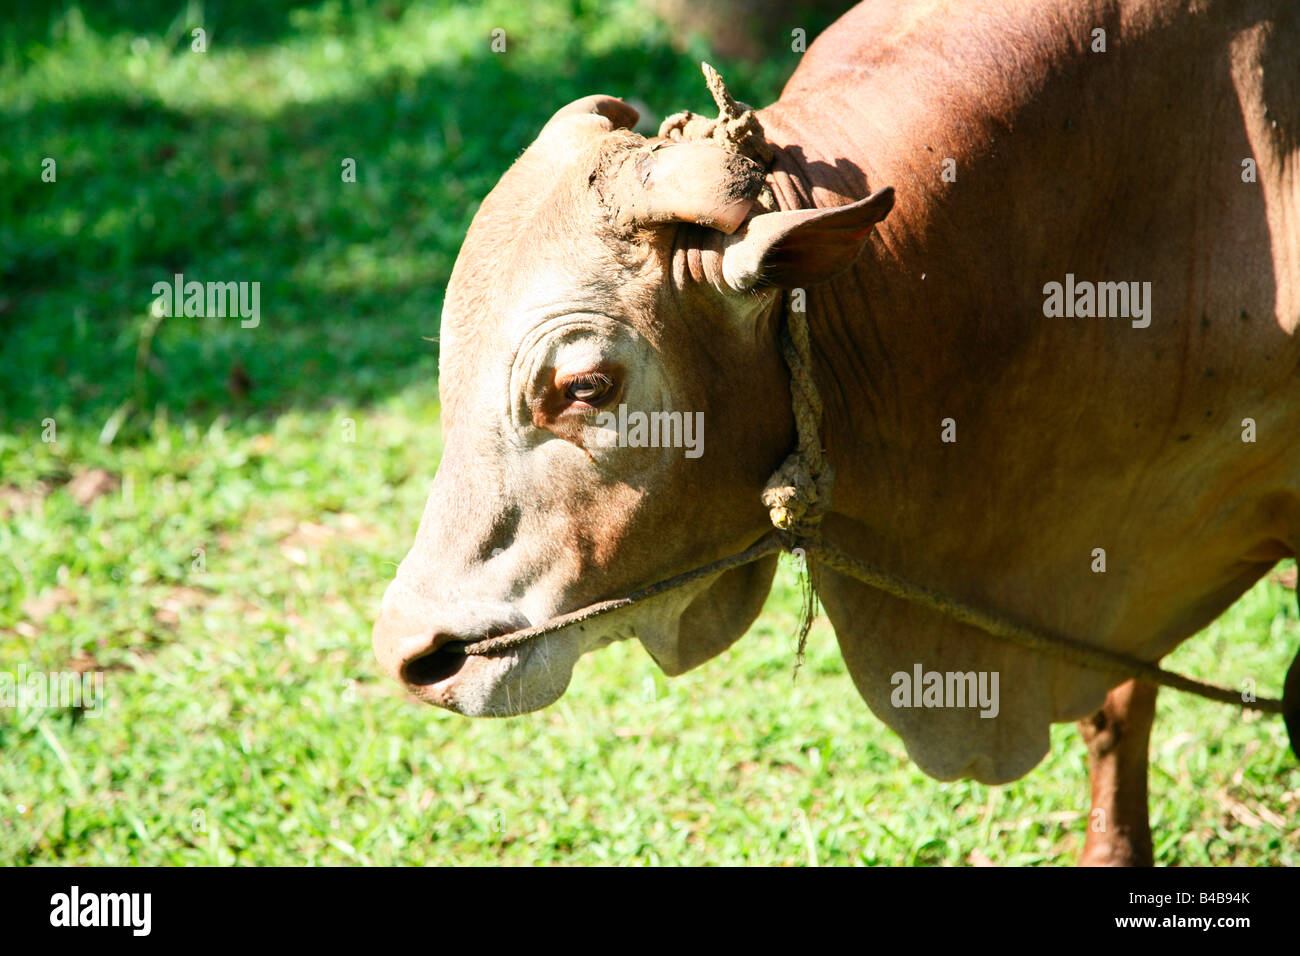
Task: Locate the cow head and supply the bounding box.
[373,95,893,715]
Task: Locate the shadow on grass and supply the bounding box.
[0,2,808,440]
[3,0,321,53]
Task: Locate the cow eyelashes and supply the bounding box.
[561,371,615,406]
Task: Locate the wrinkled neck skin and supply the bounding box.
[750,0,1300,783]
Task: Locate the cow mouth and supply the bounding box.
[400,642,473,687]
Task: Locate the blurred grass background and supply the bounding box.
[1,0,1297,865]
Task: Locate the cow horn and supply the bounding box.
[541,94,640,135]
[609,141,766,235]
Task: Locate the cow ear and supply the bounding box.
[720,187,894,291]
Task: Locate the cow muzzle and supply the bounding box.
[372,600,532,707]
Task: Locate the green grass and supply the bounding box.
[1,1,1297,866]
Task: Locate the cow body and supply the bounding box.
[374,0,1299,861]
[757,0,1300,784]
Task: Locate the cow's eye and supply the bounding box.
[562,372,614,406]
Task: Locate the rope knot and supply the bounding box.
[762,455,833,538]
[762,289,830,544]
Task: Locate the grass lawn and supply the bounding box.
[1,0,1297,865]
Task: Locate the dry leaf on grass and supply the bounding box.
[21,586,77,622]
[0,482,51,519]
[66,468,119,506]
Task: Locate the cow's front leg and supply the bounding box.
[1077,678,1158,866]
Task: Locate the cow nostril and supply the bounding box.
[388,618,524,689]
[401,642,470,687]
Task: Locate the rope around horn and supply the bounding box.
[659,62,775,166]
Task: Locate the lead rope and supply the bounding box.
[452,66,1291,732]
[761,304,833,670]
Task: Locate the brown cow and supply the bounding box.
[374,0,1300,864]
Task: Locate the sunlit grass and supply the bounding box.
[4,388,1295,865]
